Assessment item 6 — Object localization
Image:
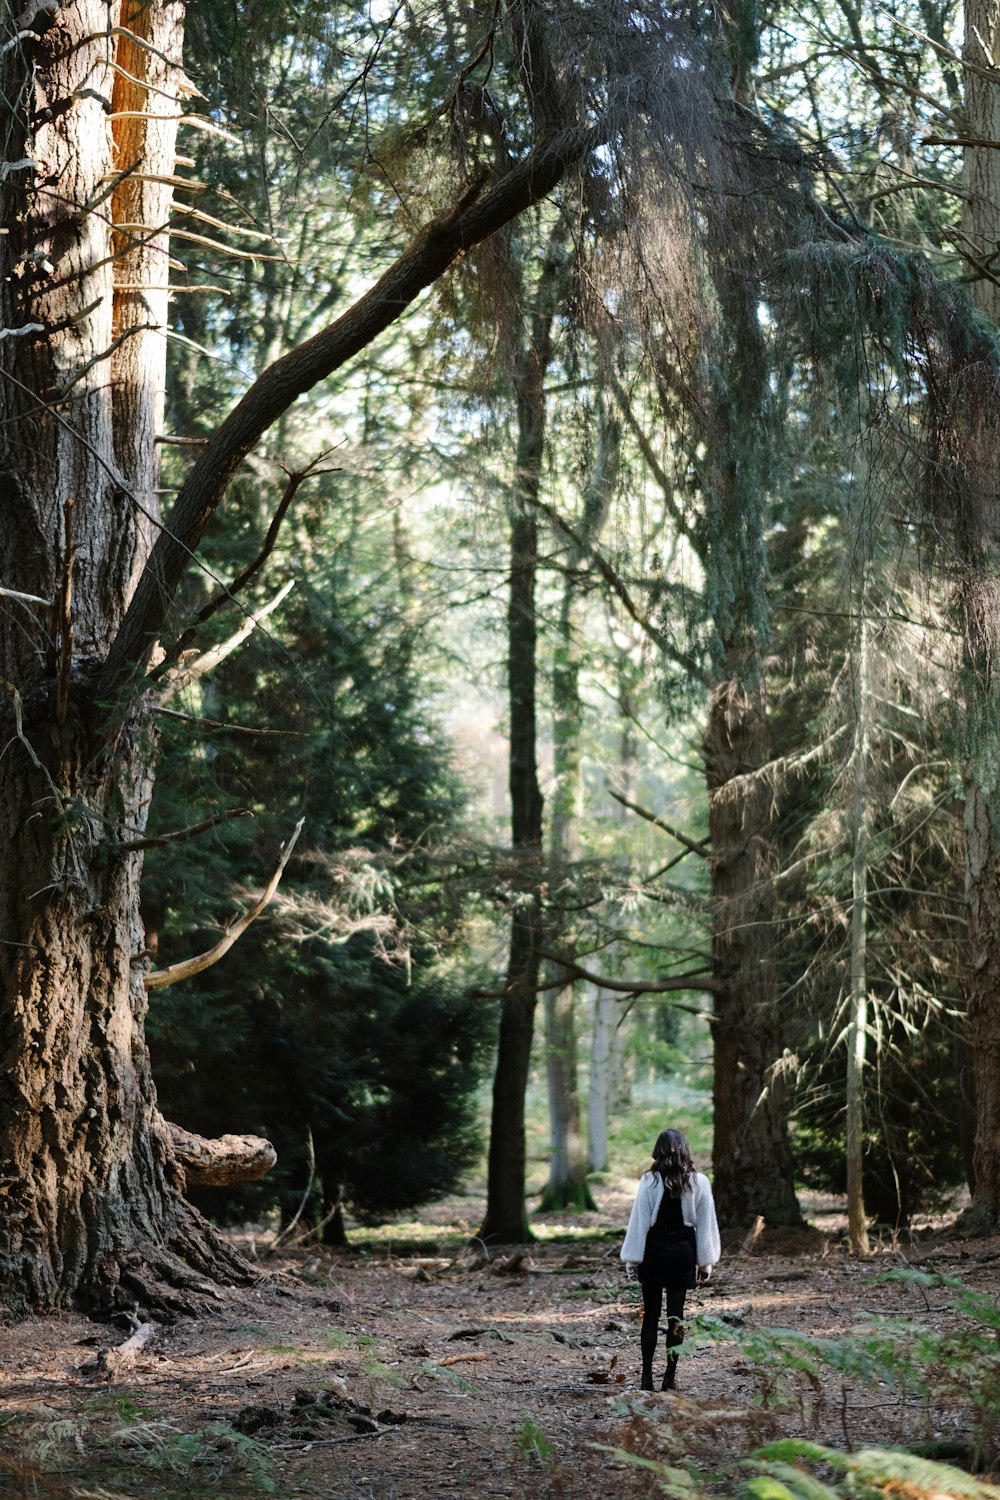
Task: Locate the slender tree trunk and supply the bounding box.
[540,408,617,1212]
[480,274,554,1243]
[846,611,871,1254]
[959,0,1000,1227]
[588,986,615,1172]
[588,667,639,1171]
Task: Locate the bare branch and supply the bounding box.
[0,584,53,607]
[143,818,304,989]
[112,806,252,854]
[607,789,710,858]
[161,461,330,673]
[160,579,294,700]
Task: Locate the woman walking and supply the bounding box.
[620,1129,721,1391]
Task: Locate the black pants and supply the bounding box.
[640,1281,687,1370]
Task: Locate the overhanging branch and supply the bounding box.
[100,125,601,700]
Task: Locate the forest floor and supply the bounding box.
[1,1186,998,1500]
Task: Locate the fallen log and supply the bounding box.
[82,1315,155,1381]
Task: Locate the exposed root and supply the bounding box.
[83,1196,265,1319]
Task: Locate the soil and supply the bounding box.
[1,1187,998,1500]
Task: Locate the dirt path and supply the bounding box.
[1,1202,998,1498]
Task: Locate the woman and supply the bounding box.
[620,1129,721,1392]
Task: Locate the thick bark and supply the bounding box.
[705,679,801,1230]
[166,1124,277,1190]
[0,0,253,1312]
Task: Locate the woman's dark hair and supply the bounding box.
[651,1129,695,1196]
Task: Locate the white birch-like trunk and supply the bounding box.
[588,985,615,1172]
[846,609,871,1255]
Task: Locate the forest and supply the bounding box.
[3,0,1000,1493]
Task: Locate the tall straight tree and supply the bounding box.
[480,229,559,1243]
[539,400,619,1213]
[958,0,1000,1226]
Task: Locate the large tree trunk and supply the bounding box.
[0,0,252,1310]
[705,677,801,1229]
[959,0,1000,1228]
[0,0,600,1303]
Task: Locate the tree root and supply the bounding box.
[88,1196,266,1319]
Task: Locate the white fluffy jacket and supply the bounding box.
[619,1170,721,1270]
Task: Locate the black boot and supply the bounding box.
[641,1366,654,1391]
[662,1354,678,1390]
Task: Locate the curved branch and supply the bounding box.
[144,817,303,989]
[101,126,601,699]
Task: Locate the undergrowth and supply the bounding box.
[609,1268,1000,1497]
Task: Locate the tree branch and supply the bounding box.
[112,805,252,854]
[607,789,711,858]
[143,818,303,989]
[536,947,717,1000]
[159,579,294,700]
[100,125,601,700]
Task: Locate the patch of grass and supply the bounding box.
[418,1360,474,1392]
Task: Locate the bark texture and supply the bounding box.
[959,0,1000,1228]
[0,0,254,1310]
[704,679,801,1230]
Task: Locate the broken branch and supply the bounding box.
[143,817,304,989]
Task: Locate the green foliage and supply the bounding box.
[749,1440,1000,1500]
[146,565,491,1227]
[515,1418,554,1465]
[609,1275,1000,1498]
[694,1271,1000,1468]
[118,1419,276,1491]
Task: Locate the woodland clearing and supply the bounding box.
[0,1186,996,1500]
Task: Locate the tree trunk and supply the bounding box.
[587,987,615,1172]
[846,612,871,1255]
[959,0,1000,1227]
[705,677,801,1229]
[0,0,252,1310]
[480,278,553,1243]
[539,408,616,1212]
[480,500,545,1242]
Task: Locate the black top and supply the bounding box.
[645,1188,685,1246]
